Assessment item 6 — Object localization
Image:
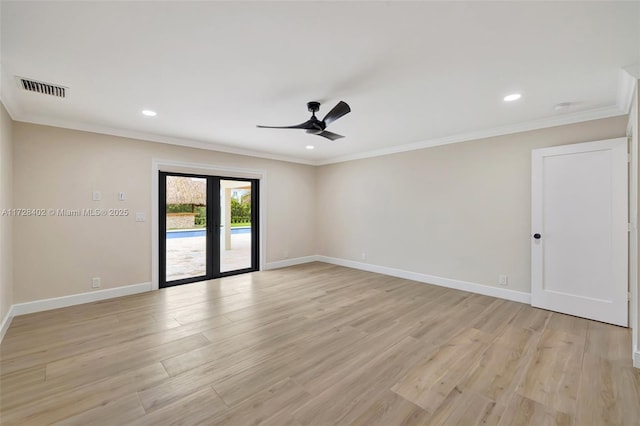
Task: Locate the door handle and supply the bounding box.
[533,233,541,239]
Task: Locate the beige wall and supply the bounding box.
[0,102,13,322]
[316,116,628,294]
[6,113,633,323]
[12,123,316,303]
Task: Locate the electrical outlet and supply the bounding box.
[118,192,126,201]
[92,277,101,288]
[361,252,367,260]
[498,274,508,286]
[92,191,101,201]
[135,212,145,222]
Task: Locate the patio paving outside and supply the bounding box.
[166,231,252,281]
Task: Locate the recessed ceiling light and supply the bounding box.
[306,145,314,150]
[141,109,157,117]
[503,93,522,102]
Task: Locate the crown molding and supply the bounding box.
[9,105,627,168]
[317,105,626,165]
[618,67,639,114]
[10,113,316,166]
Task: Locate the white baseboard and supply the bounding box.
[264,255,320,270]
[1,259,532,343]
[0,305,15,342]
[634,350,640,369]
[11,282,152,316]
[316,256,531,304]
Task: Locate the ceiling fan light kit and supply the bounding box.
[257,101,351,141]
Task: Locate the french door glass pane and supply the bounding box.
[220,179,252,273]
[165,176,207,282]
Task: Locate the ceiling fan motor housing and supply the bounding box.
[307,101,320,113]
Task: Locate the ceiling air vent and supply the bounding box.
[16,77,67,98]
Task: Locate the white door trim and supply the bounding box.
[627,91,639,365]
[151,159,267,291]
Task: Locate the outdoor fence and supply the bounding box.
[193,216,250,227]
[231,216,251,223]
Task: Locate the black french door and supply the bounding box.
[159,172,259,288]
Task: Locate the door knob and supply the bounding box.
[533,233,541,239]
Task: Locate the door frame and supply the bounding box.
[628,104,639,366]
[216,176,260,278]
[159,171,214,288]
[151,159,266,291]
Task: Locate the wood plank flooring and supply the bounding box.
[0,262,638,425]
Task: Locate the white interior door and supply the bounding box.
[531,138,628,326]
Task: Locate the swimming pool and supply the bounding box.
[166,227,251,239]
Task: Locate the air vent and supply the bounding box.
[16,77,67,98]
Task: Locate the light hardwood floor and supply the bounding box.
[1,262,638,425]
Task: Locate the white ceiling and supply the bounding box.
[1,1,638,165]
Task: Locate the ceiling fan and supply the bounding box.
[257,101,351,140]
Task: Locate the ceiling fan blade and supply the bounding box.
[256,121,313,130]
[322,101,351,126]
[317,130,345,141]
